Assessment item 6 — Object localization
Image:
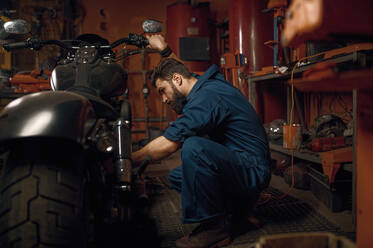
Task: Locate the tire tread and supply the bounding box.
[0,160,85,248]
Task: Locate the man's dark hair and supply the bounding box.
[151,58,193,87]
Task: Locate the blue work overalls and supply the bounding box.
[163,65,271,224]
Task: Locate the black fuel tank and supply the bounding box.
[51,60,127,98]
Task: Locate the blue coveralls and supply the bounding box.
[163,65,271,224]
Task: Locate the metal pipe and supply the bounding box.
[274,16,278,67]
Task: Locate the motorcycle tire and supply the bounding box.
[0,153,88,248]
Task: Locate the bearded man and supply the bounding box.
[131,34,271,248]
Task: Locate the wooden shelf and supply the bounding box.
[270,143,353,173]
[249,52,359,83]
[269,143,322,164]
[289,69,373,92]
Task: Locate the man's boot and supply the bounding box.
[175,216,231,248]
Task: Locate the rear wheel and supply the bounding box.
[0,152,87,248]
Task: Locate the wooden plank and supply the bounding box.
[290,69,373,92]
[270,143,322,164]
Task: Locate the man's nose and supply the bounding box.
[162,95,168,104]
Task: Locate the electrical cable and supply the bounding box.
[258,52,326,205]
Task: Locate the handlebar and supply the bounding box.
[2,38,71,51]
[110,33,149,49]
[2,33,149,51]
[40,40,71,49]
[2,41,29,51]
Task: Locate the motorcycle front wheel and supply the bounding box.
[0,150,88,248]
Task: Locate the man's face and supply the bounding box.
[156,78,187,115]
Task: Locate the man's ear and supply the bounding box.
[172,73,182,86]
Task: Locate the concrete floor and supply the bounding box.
[144,149,355,238]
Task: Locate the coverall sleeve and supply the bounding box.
[163,94,230,142]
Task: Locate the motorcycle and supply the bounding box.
[0,19,161,247]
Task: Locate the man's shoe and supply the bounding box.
[175,217,231,248]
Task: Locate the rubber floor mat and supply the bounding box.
[148,176,355,248]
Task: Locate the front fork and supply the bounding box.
[113,118,132,191]
[112,100,133,222]
[111,100,152,222]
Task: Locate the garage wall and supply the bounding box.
[80,0,228,142]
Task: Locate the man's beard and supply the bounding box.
[169,83,187,115]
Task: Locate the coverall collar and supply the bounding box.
[187,64,220,101]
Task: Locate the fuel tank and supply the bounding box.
[50,60,127,98]
[0,91,96,145]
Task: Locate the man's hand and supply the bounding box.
[145,34,183,62]
[145,34,167,51]
[131,135,180,165]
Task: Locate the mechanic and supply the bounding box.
[131,34,271,248]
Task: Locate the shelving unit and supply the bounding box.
[247,40,373,245]
[258,0,373,245]
[246,45,373,237]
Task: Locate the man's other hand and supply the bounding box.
[145,34,167,51]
